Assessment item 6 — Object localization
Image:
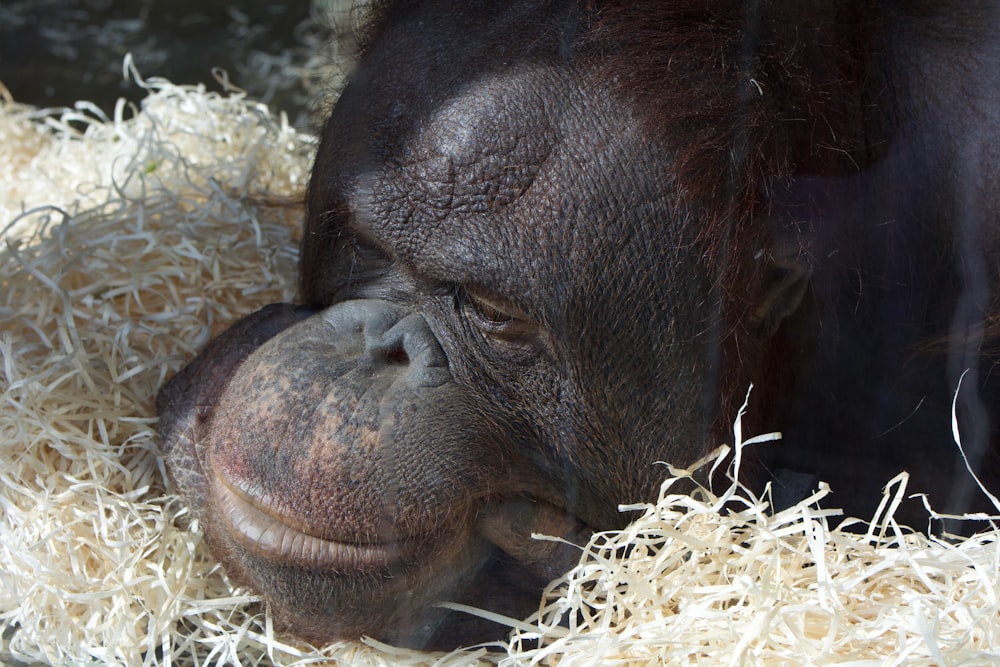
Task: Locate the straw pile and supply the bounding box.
[1,67,999,666]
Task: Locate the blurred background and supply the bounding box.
[0,0,355,128]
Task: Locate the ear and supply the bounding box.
[749,240,811,337]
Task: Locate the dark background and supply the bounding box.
[0,0,343,127]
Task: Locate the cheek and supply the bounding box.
[156,303,316,515]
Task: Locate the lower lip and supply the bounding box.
[211,478,402,571]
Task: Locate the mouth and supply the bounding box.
[211,471,590,579]
[205,467,591,647]
[211,476,409,571]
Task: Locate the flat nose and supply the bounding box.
[320,300,451,388]
[371,312,451,388]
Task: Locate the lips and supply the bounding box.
[209,457,590,585]
[211,476,403,571]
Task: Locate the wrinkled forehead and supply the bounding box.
[321,0,676,294]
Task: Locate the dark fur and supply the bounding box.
[578,0,1000,497]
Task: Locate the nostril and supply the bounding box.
[383,344,409,365]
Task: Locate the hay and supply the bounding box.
[1,67,999,667]
[500,415,1000,666]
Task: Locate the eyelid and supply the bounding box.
[468,291,508,316]
[464,288,529,323]
[459,287,544,351]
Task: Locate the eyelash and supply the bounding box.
[456,286,532,344]
[455,287,545,362]
[464,291,513,326]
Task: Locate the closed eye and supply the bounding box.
[465,291,513,326]
[458,287,539,344]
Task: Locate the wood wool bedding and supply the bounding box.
[1,70,999,666]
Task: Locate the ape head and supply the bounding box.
[157,0,1000,651]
